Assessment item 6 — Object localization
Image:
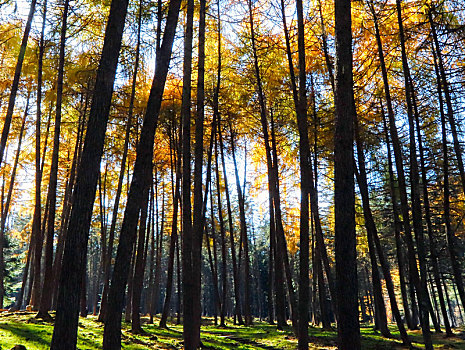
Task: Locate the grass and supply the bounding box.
[0,312,464,349]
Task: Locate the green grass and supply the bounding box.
[0,312,464,349]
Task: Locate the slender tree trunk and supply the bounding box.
[131,181,151,332]
[150,184,165,318]
[395,2,433,346]
[0,99,28,308]
[218,116,244,325]
[179,0,195,346]
[354,115,411,344]
[411,71,451,334]
[51,97,87,309]
[370,0,423,336]
[334,0,360,348]
[160,123,182,328]
[381,110,413,329]
[102,1,182,347]
[13,0,48,314]
[50,0,131,347]
[98,0,142,323]
[191,0,206,342]
[37,0,70,317]
[214,134,228,327]
[0,0,37,168]
[429,9,465,313]
[230,127,252,326]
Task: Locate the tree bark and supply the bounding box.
[50,0,130,347]
[98,0,142,323]
[230,126,252,326]
[429,8,465,313]
[214,133,228,327]
[354,115,411,345]
[0,98,28,308]
[192,0,206,342]
[218,115,243,325]
[0,0,37,168]
[334,0,360,348]
[37,0,70,317]
[180,0,195,346]
[102,0,181,347]
[395,2,433,346]
[160,121,182,328]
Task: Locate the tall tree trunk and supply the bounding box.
[131,180,151,332]
[295,0,311,345]
[160,122,182,328]
[102,0,182,347]
[334,0,360,348]
[270,112,298,331]
[98,0,142,323]
[51,97,87,309]
[14,0,48,313]
[150,182,165,319]
[381,110,413,329]
[50,0,130,347]
[218,116,243,325]
[214,134,228,327]
[192,0,206,342]
[37,0,70,317]
[354,114,411,345]
[411,72,451,334]
[230,127,252,326]
[180,0,195,346]
[0,99,28,308]
[429,9,465,313]
[0,0,37,168]
[370,0,423,335]
[395,1,433,345]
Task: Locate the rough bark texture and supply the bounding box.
[102,0,181,347]
[50,0,130,347]
[334,0,360,348]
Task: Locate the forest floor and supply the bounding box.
[0,311,464,349]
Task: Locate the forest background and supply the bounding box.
[1,0,465,349]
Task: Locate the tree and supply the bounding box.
[334,0,360,348]
[50,0,131,347]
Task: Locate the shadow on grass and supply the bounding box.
[0,323,50,347]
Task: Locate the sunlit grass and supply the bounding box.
[0,312,464,349]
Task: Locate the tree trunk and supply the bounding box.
[214,134,228,327]
[429,9,465,313]
[180,0,195,346]
[191,0,206,343]
[0,0,37,168]
[50,0,130,347]
[370,0,424,336]
[334,0,360,348]
[395,1,433,345]
[160,122,182,328]
[150,182,165,319]
[37,0,70,317]
[411,71,451,334]
[354,115,411,344]
[131,182,151,332]
[218,116,244,325]
[0,99,28,308]
[230,127,252,326]
[98,0,142,323]
[102,0,182,347]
